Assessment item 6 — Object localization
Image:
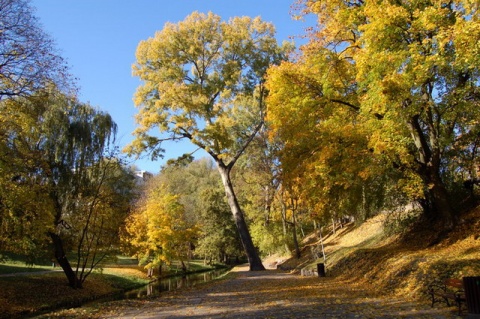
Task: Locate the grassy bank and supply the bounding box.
[278,206,480,307]
[0,258,223,319]
[0,267,149,319]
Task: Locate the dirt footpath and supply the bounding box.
[80,265,460,319]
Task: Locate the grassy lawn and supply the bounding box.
[0,263,54,275]
[0,253,54,275]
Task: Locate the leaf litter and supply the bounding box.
[35,266,460,319]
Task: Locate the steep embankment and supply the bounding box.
[278,206,480,302]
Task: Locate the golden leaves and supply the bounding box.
[129,11,287,167]
[123,181,199,269]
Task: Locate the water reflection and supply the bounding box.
[124,269,228,299]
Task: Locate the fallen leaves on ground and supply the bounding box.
[0,271,147,319]
[35,266,461,319]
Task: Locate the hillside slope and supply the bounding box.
[277,206,480,302]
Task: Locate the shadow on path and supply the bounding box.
[96,266,459,319]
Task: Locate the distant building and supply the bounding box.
[134,170,153,185]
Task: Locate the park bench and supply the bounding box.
[428,278,466,315]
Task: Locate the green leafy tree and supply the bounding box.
[127,12,291,270]
[195,168,244,264]
[42,94,120,288]
[155,158,243,265]
[231,127,289,257]
[0,89,128,288]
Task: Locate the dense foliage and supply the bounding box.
[127,11,291,270]
[0,1,137,288]
[123,159,243,270]
[266,0,480,226]
[1,0,479,291]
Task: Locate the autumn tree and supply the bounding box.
[124,178,199,275]
[127,12,291,270]
[0,96,55,259]
[268,0,480,225]
[0,0,69,99]
[0,89,131,288]
[134,158,243,266]
[266,58,394,230]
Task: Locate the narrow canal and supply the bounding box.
[123,268,229,299]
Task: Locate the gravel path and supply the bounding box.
[90,266,461,319]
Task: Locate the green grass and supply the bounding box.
[113,255,139,265]
[0,263,54,275]
[100,271,150,290]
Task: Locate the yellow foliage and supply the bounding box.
[123,185,199,269]
[127,11,287,166]
[266,0,480,223]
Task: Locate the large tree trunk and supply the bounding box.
[408,114,454,224]
[49,232,81,288]
[217,164,265,271]
[425,166,455,223]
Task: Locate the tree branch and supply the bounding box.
[179,127,222,164]
[227,119,264,171]
[330,98,384,119]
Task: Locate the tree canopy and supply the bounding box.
[128,11,291,270]
[266,0,480,225]
[0,88,136,287]
[0,0,70,99]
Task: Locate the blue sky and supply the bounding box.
[31,0,313,174]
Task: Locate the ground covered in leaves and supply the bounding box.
[284,206,480,304]
[34,266,461,319]
[0,268,150,319]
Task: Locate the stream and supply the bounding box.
[123,268,229,299]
